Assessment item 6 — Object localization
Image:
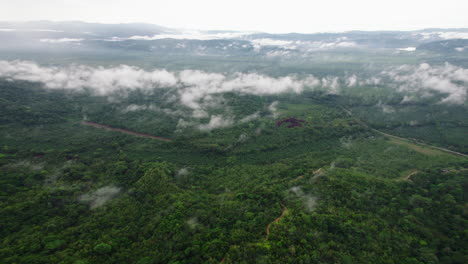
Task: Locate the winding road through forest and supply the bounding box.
[265,206,288,240]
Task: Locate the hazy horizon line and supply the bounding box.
[2,20,468,35]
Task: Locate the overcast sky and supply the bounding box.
[1,0,467,33]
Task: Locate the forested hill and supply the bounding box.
[1,80,467,263]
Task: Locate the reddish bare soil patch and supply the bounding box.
[276,117,305,128]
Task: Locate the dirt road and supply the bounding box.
[80,121,172,142]
[265,207,288,240]
[340,107,467,158]
[403,170,418,181]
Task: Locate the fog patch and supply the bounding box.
[400,95,415,104]
[44,160,74,185]
[79,186,121,209]
[114,31,252,41]
[6,160,45,172]
[417,32,468,40]
[268,101,280,118]
[0,60,178,95]
[321,76,340,94]
[176,70,320,118]
[176,167,190,177]
[310,168,326,183]
[346,75,358,87]
[198,115,235,131]
[382,63,468,104]
[237,133,249,143]
[0,60,326,120]
[409,120,419,126]
[239,112,260,123]
[290,186,318,212]
[40,38,83,43]
[175,119,194,132]
[122,104,160,113]
[186,217,201,230]
[311,41,357,50]
[255,127,263,135]
[376,101,395,113]
[251,38,358,52]
[340,136,353,149]
[251,38,294,50]
[396,47,416,52]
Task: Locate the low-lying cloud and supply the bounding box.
[396,47,416,52]
[251,38,358,53]
[198,115,235,131]
[0,60,323,117]
[382,63,468,104]
[177,71,319,113]
[1,60,466,128]
[0,60,177,95]
[40,38,83,43]
[79,186,121,209]
[290,186,318,212]
[112,31,253,41]
[417,31,468,40]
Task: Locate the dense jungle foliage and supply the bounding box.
[1,80,467,264]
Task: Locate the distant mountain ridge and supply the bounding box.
[0,21,175,37]
[1,21,467,66]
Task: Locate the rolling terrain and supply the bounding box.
[0,22,467,264]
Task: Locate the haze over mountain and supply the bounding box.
[1,18,467,264]
[1,21,468,53]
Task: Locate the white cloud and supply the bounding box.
[186,217,200,229]
[0,60,329,123]
[176,119,194,132]
[310,41,357,50]
[0,60,178,95]
[376,100,395,113]
[251,38,293,47]
[400,95,415,103]
[122,104,160,112]
[396,47,416,51]
[176,71,320,116]
[362,77,381,86]
[250,38,358,54]
[346,74,358,87]
[237,133,249,143]
[198,115,235,131]
[0,60,321,111]
[113,31,253,41]
[32,29,64,32]
[239,112,260,123]
[40,38,83,43]
[79,186,121,209]
[268,101,280,118]
[383,63,468,104]
[290,186,318,212]
[418,32,468,40]
[321,76,340,94]
[250,38,294,51]
[265,50,292,57]
[0,28,63,32]
[176,167,190,176]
